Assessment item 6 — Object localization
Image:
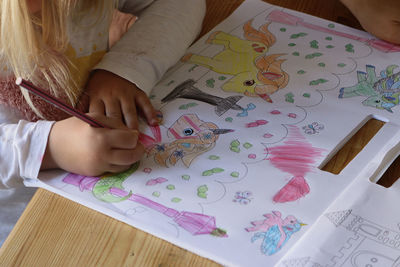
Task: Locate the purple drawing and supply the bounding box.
[63,173,228,237]
[303,122,324,135]
[233,191,253,205]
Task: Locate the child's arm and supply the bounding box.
[341,0,400,44]
[0,117,54,188]
[41,114,144,176]
[0,112,143,188]
[87,0,206,129]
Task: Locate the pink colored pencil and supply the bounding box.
[15,77,108,128]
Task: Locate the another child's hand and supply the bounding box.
[86,69,159,129]
[41,114,144,176]
[341,0,400,44]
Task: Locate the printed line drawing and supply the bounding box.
[162,79,244,116]
[326,210,400,266]
[282,210,400,266]
[246,210,306,256]
[140,114,234,167]
[182,20,289,103]
[233,190,252,205]
[62,169,228,237]
[35,2,400,266]
[266,10,400,53]
[302,122,324,135]
[339,64,400,112]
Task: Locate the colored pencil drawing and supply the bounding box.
[246,211,306,256]
[139,114,233,168]
[92,163,138,202]
[62,169,228,237]
[35,2,400,266]
[146,177,168,186]
[181,20,289,103]
[265,125,325,203]
[162,79,245,116]
[339,64,400,112]
[302,122,324,135]
[266,9,400,53]
[233,190,253,205]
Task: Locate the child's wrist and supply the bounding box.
[40,123,59,170]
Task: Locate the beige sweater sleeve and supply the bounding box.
[94,0,206,95]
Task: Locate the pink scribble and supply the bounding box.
[263,133,273,138]
[246,120,268,128]
[247,122,258,128]
[256,120,268,125]
[143,168,152,173]
[139,125,162,148]
[288,113,297,118]
[146,177,168,186]
[273,176,310,203]
[266,125,324,202]
[248,154,256,159]
[270,110,281,115]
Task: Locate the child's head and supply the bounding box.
[0,0,113,117]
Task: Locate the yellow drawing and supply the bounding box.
[182,20,289,102]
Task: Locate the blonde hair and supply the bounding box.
[0,0,114,118]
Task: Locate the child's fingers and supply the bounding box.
[89,99,105,114]
[107,146,145,166]
[104,98,123,119]
[120,96,139,129]
[105,129,139,149]
[107,164,133,174]
[86,112,127,129]
[135,92,158,125]
[382,23,400,44]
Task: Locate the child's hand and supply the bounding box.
[41,114,144,176]
[86,69,160,130]
[341,0,400,44]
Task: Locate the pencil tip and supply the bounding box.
[15,77,22,85]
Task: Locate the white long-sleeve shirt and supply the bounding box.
[0,0,206,189]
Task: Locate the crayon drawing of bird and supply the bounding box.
[247,211,306,255]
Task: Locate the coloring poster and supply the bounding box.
[278,164,400,267]
[35,0,400,266]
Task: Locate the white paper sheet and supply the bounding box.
[34,1,400,266]
[278,175,400,267]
